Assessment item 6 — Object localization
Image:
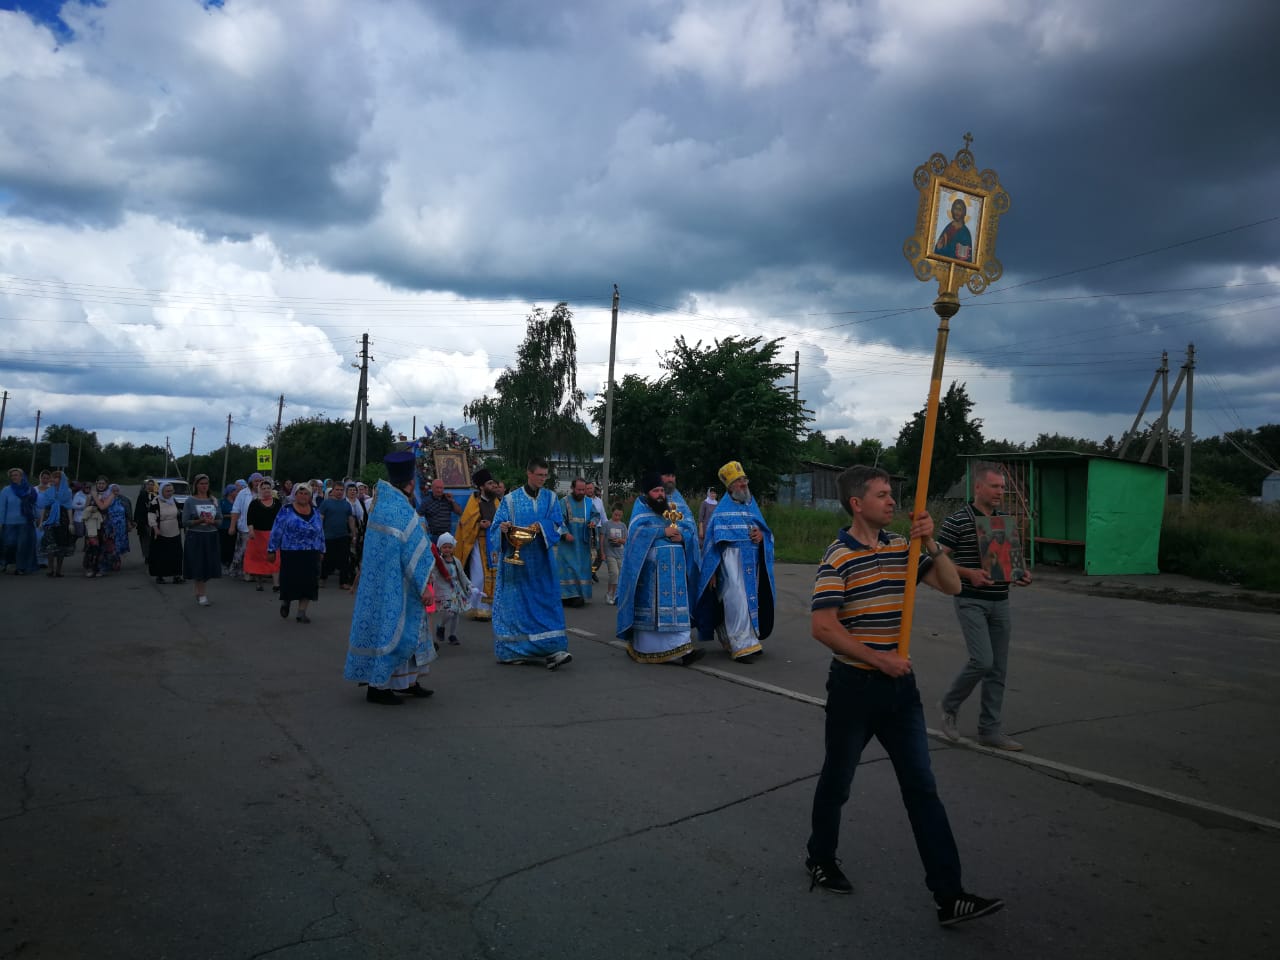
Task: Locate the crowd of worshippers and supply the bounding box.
[1,468,375,618]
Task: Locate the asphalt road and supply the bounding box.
[2,543,1277,959]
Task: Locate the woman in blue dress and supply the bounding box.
[1,467,39,575]
[268,484,326,623]
[91,478,130,574]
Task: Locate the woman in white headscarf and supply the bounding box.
[147,482,185,583]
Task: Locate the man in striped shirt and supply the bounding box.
[805,465,1004,927]
[937,462,1033,751]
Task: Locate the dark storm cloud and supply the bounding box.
[140,63,382,232]
[1,0,1277,437]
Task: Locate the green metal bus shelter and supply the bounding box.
[961,452,1168,576]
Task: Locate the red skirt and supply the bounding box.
[243,531,280,575]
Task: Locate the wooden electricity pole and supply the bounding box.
[1181,343,1195,511]
[347,334,369,479]
[273,395,285,479]
[30,409,41,475]
[600,285,620,505]
[221,414,232,490]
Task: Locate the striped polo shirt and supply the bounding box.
[937,504,1009,601]
[811,528,934,668]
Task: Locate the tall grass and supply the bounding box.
[759,503,849,563]
[1159,500,1280,592]
[756,502,946,564]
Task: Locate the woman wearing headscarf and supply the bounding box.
[71,481,88,554]
[37,467,74,577]
[91,478,124,575]
[218,483,238,572]
[135,479,158,563]
[698,486,718,542]
[33,470,51,568]
[1,467,40,575]
[147,482,185,584]
[182,474,222,606]
[81,493,104,577]
[244,477,282,592]
[99,481,132,570]
[344,480,367,582]
[268,483,325,623]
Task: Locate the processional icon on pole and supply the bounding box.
[897,133,1012,658]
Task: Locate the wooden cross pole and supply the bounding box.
[898,279,960,659]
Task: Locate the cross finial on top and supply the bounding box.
[962,132,973,151]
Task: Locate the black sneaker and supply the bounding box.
[365,687,402,706]
[937,892,1004,927]
[805,857,853,894]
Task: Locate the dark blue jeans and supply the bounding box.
[807,660,962,901]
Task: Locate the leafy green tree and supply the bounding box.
[464,303,592,471]
[896,381,985,498]
[471,455,524,493]
[1029,432,1103,453]
[359,462,388,487]
[596,336,808,497]
[266,416,395,483]
[188,443,259,489]
[799,430,830,461]
[589,374,676,488]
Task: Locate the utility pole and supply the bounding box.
[186,427,196,482]
[360,380,368,473]
[273,395,285,479]
[1159,350,1170,470]
[411,415,416,441]
[600,285,620,506]
[0,390,8,445]
[30,409,41,475]
[793,350,800,405]
[1139,354,1190,466]
[221,414,232,490]
[346,334,369,479]
[1118,351,1167,460]
[1181,343,1195,512]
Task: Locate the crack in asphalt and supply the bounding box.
[463,768,820,897]
[243,894,357,960]
[0,789,172,824]
[1010,697,1241,737]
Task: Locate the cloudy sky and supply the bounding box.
[1,0,1277,461]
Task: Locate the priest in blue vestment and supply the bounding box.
[629,462,689,523]
[694,460,776,663]
[343,452,437,705]
[557,476,598,605]
[616,471,703,666]
[486,456,573,670]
